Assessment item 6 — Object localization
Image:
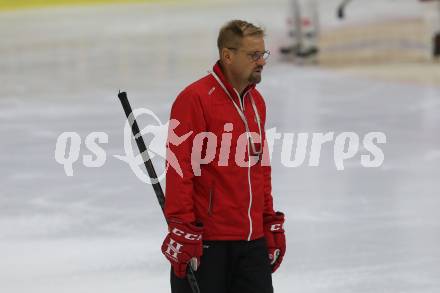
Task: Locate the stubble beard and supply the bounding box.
[248,71,262,84]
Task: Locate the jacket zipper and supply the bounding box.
[246,133,253,241]
[236,89,254,241]
[211,72,254,241]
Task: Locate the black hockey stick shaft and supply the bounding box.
[117,91,201,293]
[337,0,352,19]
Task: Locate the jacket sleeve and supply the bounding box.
[164,87,206,224]
[262,132,275,218]
[259,94,276,219]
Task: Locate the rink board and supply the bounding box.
[0,0,169,11]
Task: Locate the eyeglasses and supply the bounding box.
[228,48,271,62]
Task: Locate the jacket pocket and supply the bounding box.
[208,183,215,216]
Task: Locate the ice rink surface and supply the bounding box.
[1,0,439,292]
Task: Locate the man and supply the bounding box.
[161,20,286,293]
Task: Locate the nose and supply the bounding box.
[257,56,266,66]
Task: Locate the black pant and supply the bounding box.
[171,237,273,293]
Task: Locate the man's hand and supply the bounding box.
[263,212,286,273]
[161,219,203,278]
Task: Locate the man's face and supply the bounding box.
[230,36,267,85]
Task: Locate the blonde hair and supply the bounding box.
[217,20,265,52]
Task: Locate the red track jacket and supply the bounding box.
[164,61,275,241]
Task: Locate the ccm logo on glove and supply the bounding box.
[171,228,202,241]
[270,223,283,232]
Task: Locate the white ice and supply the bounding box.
[0,0,439,292]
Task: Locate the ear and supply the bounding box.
[221,48,233,65]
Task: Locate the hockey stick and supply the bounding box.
[117,91,201,293]
[337,0,352,19]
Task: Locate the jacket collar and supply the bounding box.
[212,61,255,103]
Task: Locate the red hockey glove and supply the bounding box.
[264,212,286,273]
[161,219,203,278]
